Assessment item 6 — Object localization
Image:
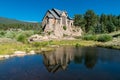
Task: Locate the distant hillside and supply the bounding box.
[0,17,26,24]
[0,17,42,31]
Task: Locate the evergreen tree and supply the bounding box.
[84,10,97,33]
[116,15,120,31]
[74,14,84,27]
[100,14,108,33]
[106,21,116,33]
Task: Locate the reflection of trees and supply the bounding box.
[73,47,98,69]
[42,47,74,73]
[84,47,98,69]
[74,55,83,64]
[74,47,83,64]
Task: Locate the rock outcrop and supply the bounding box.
[28,26,82,42]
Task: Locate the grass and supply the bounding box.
[0,43,30,55]
[97,34,112,42]
[0,40,97,55]
[82,35,97,41]
[46,40,98,47]
[0,38,120,55]
[96,38,120,50]
[0,42,54,55]
[109,30,120,37]
[0,30,120,55]
[83,34,113,42]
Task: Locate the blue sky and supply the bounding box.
[0,0,120,22]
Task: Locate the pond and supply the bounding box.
[0,47,120,80]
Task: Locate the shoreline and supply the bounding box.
[0,40,120,60]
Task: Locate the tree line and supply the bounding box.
[74,10,120,34]
[0,23,42,31]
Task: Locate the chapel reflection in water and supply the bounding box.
[42,47,98,73]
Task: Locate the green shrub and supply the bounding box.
[0,30,34,43]
[83,35,97,41]
[5,31,16,39]
[16,34,27,43]
[48,32,51,35]
[97,34,112,42]
[49,40,53,45]
[75,43,81,47]
[0,31,6,37]
[22,30,34,37]
[63,26,67,30]
[15,30,34,43]
[0,31,5,36]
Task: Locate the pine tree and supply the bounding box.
[84,10,97,33]
[74,14,84,27]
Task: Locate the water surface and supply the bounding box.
[0,47,120,80]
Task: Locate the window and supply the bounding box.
[58,20,60,24]
[47,18,49,24]
[62,16,66,26]
[71,23,73,26]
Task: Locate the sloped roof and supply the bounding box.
[47,8,72,20]
[48,10,60,19]
[53,8,63,16]
[47,13,54,18]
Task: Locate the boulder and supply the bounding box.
[49,34,58,39]
[28,50,35,55]
[0,55,10,60]
[4,55,10,59]
[0,55,4,59]
[10,55,16,57]
[14,51,26,57]
[28,34,43,41]
[42,35,49,40]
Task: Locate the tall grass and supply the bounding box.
[32,42,49,47]
[83,34,113,42]
[97,34,112,42]
[0,43,32,55]
[82,35,97,41]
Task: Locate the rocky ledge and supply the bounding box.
[28,34,76,42]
